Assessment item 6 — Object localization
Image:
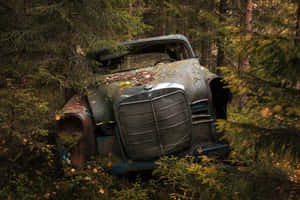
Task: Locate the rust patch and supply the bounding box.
[99,67,160,86]
[56,96,96,168]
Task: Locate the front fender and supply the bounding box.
[87,88,114,125]
[56,96,96,167]
[203,71,232,119]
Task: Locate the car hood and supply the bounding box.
[87,58,210,124]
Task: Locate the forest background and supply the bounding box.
[0,0,299,199]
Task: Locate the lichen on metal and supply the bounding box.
[56,34,231,173]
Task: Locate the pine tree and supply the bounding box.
[216,0,300,198]
[0,0,148,199]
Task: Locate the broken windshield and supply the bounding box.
[92,42,189,74]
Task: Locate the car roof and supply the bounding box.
[118,34,195,57]
[87,34,196,61]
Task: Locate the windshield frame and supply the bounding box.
[87,35,196,74]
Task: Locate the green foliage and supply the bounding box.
[113,182,150,200]
[214,1,300,198]
[1,0,299,199]
[218,35,300,161]
[54,158,115,200]
[0,0,149,199]
[153,156,228,200]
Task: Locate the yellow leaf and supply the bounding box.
[196,147,203,154]
[120,81,131,87]
[43,193,50,199]
[272,105,282,113]
[99,188,104,194]
[260,107,272,118]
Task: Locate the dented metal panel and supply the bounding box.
[56,34,230,172]
[94,58,210,104]
[56,96,96,167]
[87,89,114,125]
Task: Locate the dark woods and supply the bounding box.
[0,0,299,199]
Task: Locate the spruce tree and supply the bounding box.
[216,0,300,198]
[0,0,148,199]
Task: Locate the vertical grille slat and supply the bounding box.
[117,88,192,160]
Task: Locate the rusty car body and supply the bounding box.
[56,35,231,174]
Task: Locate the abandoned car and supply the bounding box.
[56,35,231,174]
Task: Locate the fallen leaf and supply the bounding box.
[144,74,151,79]
[107,162,112,167]
[35,170,42,175]
[261,107,272,118]
[43,193,50,199]
[197,147,203,154]
[99,188,104,194]
[118,88,124,94]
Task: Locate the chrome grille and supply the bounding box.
[191,99,214,125]
[117,88,192,160]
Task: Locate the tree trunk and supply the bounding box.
[244,0,252,36]
[296,1,300,46]
[201,40,209,67]
[296,1,300,89]
[128,0,133,39]
[216,0,227,74]
[159,0,166,35]
[208,0,215,72]
[239,0,253,108]
[242,0,252,69]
